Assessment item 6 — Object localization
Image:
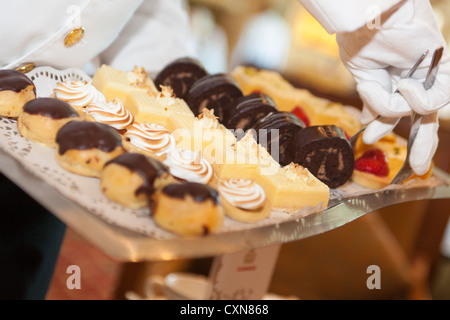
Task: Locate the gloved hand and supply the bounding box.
[335,0,450,175]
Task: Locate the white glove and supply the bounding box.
[335,0,449,175]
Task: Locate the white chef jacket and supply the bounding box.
[298,0,403,33]
[0,0,192,74]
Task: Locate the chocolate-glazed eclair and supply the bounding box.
[186,73,243,124]
[227,92,278,133]
[0,69,36,117]
[152,182,224,236]
[17,98,81,148]
[253,111,306,166]
[55,121,126,177]
[154,57,208,100]
[293,125,354,189]
[100,153,175,209]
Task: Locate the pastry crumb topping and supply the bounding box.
[198,108,221,130]
[156,86,176,106]
[283,163,315,185]
[128,66,150,89]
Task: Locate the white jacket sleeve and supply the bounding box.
[1,0,143,71]
[99,0,194,74]
[297,0,402,33]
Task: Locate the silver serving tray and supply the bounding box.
[2,144,449,262]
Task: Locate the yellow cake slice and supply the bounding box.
[171,109,236,155]
[92,65,157,104]
[207,144,258,181]
[126,86,194,126]
[254,163,330,212]
[207,131,280,181]
[234,130,280,177]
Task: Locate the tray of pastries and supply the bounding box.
[0,59,449,261]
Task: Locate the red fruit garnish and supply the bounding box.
[354,148,389,177]
[291,106,310,127]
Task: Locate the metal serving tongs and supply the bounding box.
[390,46,444,185]
[348,50,429,147]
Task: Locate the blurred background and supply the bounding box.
[46,0,450,300]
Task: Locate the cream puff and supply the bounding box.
[17,97,81,148]
[152,182,224,236]
[55,121,126,177]
[0,69,36,118]
[100,153,175,209]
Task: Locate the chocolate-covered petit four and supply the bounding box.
[186,73,243,124]
[152,182,224,236]
[0,69,36,117]
[17,98,81,147]
[293,125,354,189]
[55,121,126,177]
[253,111,306,166]
[227,92,278,133]
[101,153,174,208]
[154,57,208,100]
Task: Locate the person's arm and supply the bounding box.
[1,0,143,71]
[299,0,450,176]
[99,0,194,74]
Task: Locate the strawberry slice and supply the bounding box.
[354,148,389,177]
[291,106,310,127]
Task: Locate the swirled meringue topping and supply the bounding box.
[163,148,213,184]
[86,98,134,131]
[125,122,175,157]
[218,179,266,210]
[54,81,106,109]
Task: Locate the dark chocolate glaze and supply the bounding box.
[154,57,208,100]
[0,69,35,93]
[56,121,123,155]
[23,98,79,119]
[186,73,243,124]
[253,111,306,166]
[161,182,220,205]
[232,92,276,108]
[105,153,168,196]
[293,125,354,189]
[227,95,278,132]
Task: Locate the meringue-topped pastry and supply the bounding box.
[53,80,106,115]
[219,179,265,210]
[217,178,271,223]
[163,148,213,184]
[123,122,175,160]
[85,98,134,133]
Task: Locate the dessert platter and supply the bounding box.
[0,58,449,261]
